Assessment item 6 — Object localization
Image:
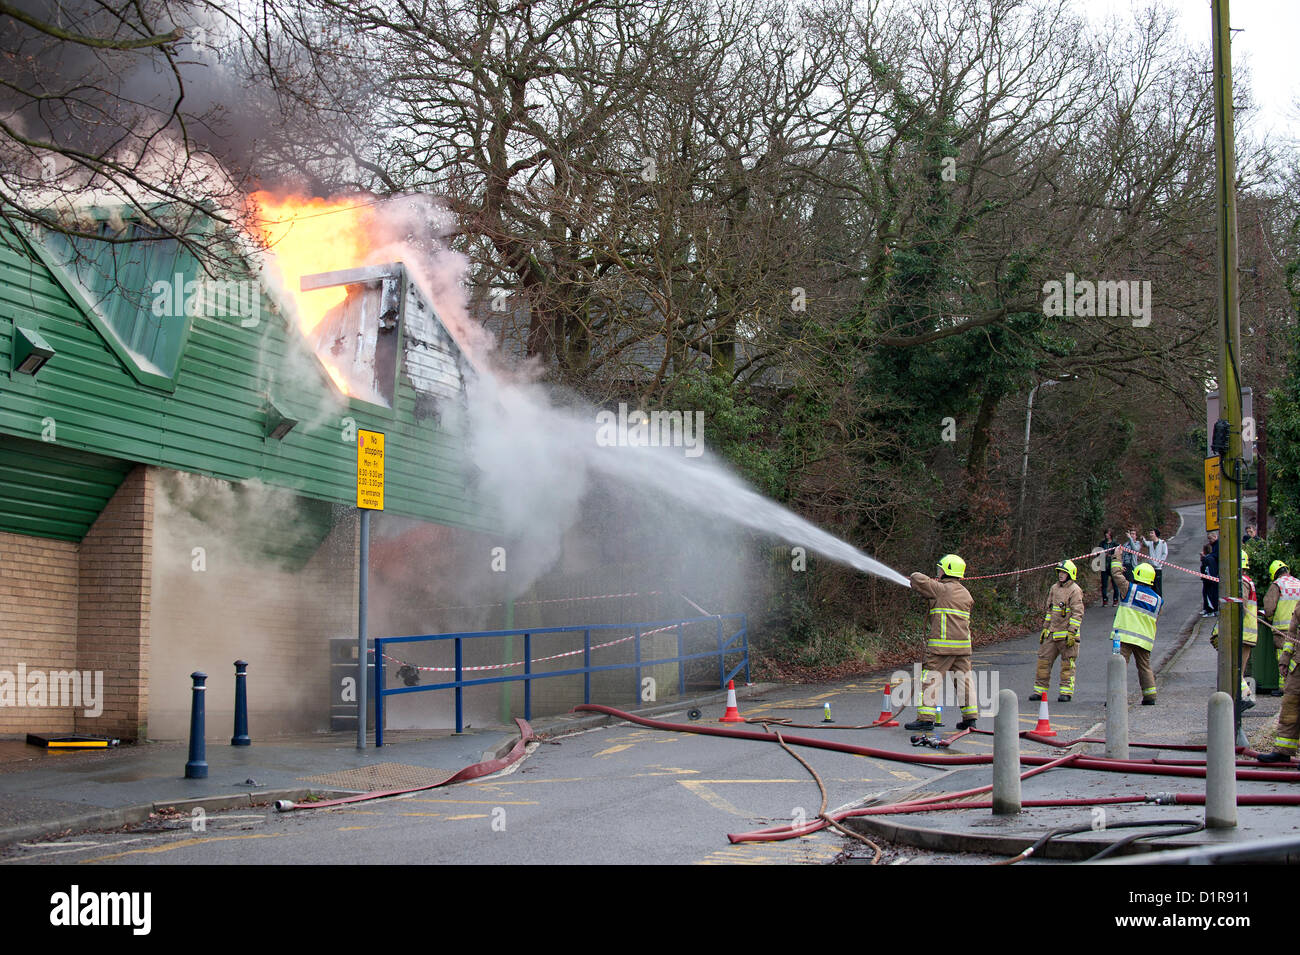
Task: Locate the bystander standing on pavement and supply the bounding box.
[1144,529,1168,598]
[1098,528,1120,606]
[1201,544,1219,616]
[1121,527,1142,583]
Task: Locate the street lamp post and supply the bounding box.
[1016,379,1063,601]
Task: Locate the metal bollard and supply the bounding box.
[231,660,250,746]
[185,671,208,779]
[1106,653,1129,760]
[1206,691,1237,829]
[992,689,1021,814]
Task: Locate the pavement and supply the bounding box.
[0,683,772,850]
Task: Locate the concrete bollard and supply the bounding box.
[231,660,251,747]
[993,688,1021,814]
[1106,653,1129,760]
[185,671,208,779]
[1206,691,1237,829]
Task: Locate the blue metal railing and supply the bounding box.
[372,613,747,746]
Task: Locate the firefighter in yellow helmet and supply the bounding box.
[1261,560,1300,680]
[1211,551,1258,707]
[905,554,978,732]
[1032,560,1084,702]
[1110,556,1163,703]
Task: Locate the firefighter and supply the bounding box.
[1031,560,1084,703]
[1261,560,1300,675]
[1210,551,1257,707]
[1110,556,1163,704]
[1257,603,1300,763]
[905,554,978,732]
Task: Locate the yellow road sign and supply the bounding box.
[1204,456,1220,532]
[358,430,385,510]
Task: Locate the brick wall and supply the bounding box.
[148,485,359,740]
[0,532,79,735]
[76,465,152,740]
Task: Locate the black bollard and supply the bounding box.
[231,660,250,746]
[185,671,208,779]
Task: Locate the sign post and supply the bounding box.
[356,430,385,749]
[1204,456,1220,533]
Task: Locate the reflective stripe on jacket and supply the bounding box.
[910,573,974,653]
[1043,581,1084,638]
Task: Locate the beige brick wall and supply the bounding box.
[148,485,359,741]
[76,465,152,740]
[0,532,80,735]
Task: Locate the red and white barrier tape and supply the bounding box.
[428,590,663,613]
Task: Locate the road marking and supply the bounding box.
[593,744,634,758]
[78,833,283,863]
[444,814,488,821]
[338,826,370,831]
[678,781,749,817]
[404,798,538,805]
[5,838,149,861]
[696,832,842,865]
[631,765,700,777]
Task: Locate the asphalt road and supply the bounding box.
[0,505,1211,865]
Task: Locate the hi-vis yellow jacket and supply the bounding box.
[910,573,974,654]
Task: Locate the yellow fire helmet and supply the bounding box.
[1133,562,1157,586]
[1270,560,1289,581]
[937,554,966,579]
[1056,559,1077,581]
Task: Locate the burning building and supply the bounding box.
[0,196,502,741]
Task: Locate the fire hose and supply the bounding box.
[571,705,1300,856]
[274,718,535,812]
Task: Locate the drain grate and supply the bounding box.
[299,762,459,792]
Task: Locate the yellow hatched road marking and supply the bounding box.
[405,798,538,804]
[678,781,748,816]
[79,833,283,863]
[593,744,634,758]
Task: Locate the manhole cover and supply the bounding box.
[299,762,459,791]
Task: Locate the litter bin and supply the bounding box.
[1253,633,1282,693]
[330,636,375,732]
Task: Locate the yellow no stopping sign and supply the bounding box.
[358,429,385,510]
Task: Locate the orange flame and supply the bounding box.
[249,191,386,395]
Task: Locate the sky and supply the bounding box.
[1091,0,1300,147]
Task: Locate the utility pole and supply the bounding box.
[1211,0,1242,707]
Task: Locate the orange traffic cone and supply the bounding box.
[719,680,744,723]
[1032,695,1056,737]
[877,679,899,726]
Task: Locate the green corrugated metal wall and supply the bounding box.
[0,223,494,541]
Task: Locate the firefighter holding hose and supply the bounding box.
[1031,560,1084,703]
[905,554,978,732]
[1109,556,1163,704]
